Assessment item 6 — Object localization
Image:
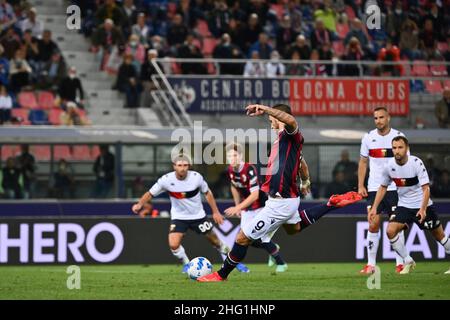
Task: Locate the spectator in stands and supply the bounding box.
[340,37,364,76]
[92,144,115,198]
[225,18,246,54]
[148,35,167,58]
[241,13,263,54]
[266,50,285,77]
[91,19,124,69]
[167,14,189,53]
[121,0,138,34]
[385,1,406,44]
[419,19,439,58]
[95,0,126,29]
[39,51,67,90]
[0,27,21,60]
[2,157,22,199]
[285,50,306,76]
[125,34,145,73]
[435,87,450,128]
[177,33,207,74]
[37,30,59,66]
[16,144,36,199]
[344,18,371,55]
[140,49,162,107]
[286,34,311,60]
[377,39,402,76]
[0,84,12,124]
[0,0,17,30]
[310,18,332,51]
[0,45,9,87]
[22,29,40,76]
[9,48,32,92]
[115,53,141,108]
[20,7,44,39]
[399,18,421,60]
[319,41,334,75]
[49,159,75,199]
[431,169,450,198]
[324,171,349,198]
[243,50,265,77]
[332,149,358,190]
[60,102,89,126]
[131,13,150,48]
[212,33,244,75]
[248,32,273,59]
[305,49,327,76]
[208,0,232,38]
[424,1,445,41]
[286,1,305,35]
[58,66,85,109]
[276,15,297,58]
[313,0,337,33]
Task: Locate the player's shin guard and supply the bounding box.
[298,204,332,230]
[440,236,450,254]
[390,234,413,264]
[171,245,190,265]
[367,231,380,266]
[395,231,405,266]
[218,242,248,279]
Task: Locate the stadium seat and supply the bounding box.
[270,4,284,20]
[345,5,356,19]
[196,19,211,37]
[28,109,49,125]
[410,79,425,93]
[437,42,449,53]
[332,40,345,57]
[37,91,56,110]
[53,145,72,161]
[11,108,31,125]
[91,145,100,159]
[202,38,218,56]
[411,60,431,76]
[1,145,16,161]
[72,145,92,161]
[171,61,182,74]
[207,62,216,74]
[48,108,63,125]
[31,145,51,161]
[424,80,443,94]
[18,92,38,109]
[336,23,349,39]
[167,2,177,14]
[443,80,450,89]
[430,64,448,76]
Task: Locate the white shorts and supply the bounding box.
[242,197,301,243]
[240,208,263,231]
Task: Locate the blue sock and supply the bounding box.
[218,242,248,279]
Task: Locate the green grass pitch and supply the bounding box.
[0,262,449,299]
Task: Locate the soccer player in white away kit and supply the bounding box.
[369,136,450,274]
[358,107,406,274]
[132,154,248,273]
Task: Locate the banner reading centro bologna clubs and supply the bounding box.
[168,77,409,116]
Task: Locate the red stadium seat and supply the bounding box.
[345,5,356,19]
[336,23,350,39]
[202,38,218,56]
[72,145,92,161]
[411,60,431,76]
[437,42,448,53]
[91,145,100,160]
[48,108,63,125]
[270,4,284,20]
[37,91,56,109]
[171,61,182,74]
[18,92,38,109]
[430,64,448,76]
[207,62,216,74]
[167,2,177,14]
[54,145,72,161]
[443,80,450,89]
[11,109,31,125]
[424,80,443,94]
[31,145,51,161]
[1,145,18,161]
[196,19,211,37]
[332,40,345,57]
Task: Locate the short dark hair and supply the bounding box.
[272,104,292,115]
[392,136,409,146]
[374,107,389,114]
[225,142,243,155]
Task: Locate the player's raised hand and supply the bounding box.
[132,203,142,214]
[212,212,224,225]
[224,206,242,217]
[246,104,266,117]
[416,209,427,224]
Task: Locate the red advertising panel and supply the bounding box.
[289,79,409,116]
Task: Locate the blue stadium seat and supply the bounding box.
[28,109,49,125]
[410,80,425,93]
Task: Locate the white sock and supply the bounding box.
[367,231,380,266]
[390,234,413,264]
[395,230,405,266]
[171,245,190,264]
[440,236,450,254]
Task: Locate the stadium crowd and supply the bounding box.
[0,1,88,126]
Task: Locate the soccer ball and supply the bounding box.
[187,257,213,280]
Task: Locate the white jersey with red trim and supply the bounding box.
[380,155,432,209]
[360,128,406,192]
[149,171,209,220]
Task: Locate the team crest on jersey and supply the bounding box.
[241,174,247,183]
